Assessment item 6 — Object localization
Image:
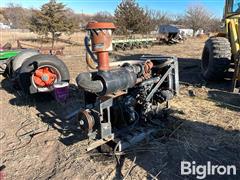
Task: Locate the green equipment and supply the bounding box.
[0,50,20,60]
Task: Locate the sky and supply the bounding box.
[1,0,225,17]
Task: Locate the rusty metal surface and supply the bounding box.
[96,52,110,71]
[17,40,64,56]
[77,109,95,132]
[86,22,116,71]
[86,22,116,30]
[143,60,153,79]
[39,48,64,56]
[86,135,114,152]
[100,90,127,99]
[91,31,112,52]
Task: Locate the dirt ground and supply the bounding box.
[0,37,240,180]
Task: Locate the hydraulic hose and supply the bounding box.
[84,36,98,69]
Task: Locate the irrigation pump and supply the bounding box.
[76,22,180,152]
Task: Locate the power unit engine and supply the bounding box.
[76,22,179,152]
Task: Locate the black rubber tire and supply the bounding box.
[18,54,70,94]
[201,37,231,81]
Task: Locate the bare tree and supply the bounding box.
[184,5,212,33]
[171,14,185,25]
[207,18,222,32]
[148,9,171,25]
[73,13,92,29]
[3,3,32,29]
[146,9,172,31]
[92,11,114,22]
[0,10,8,24]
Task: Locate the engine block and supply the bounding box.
[75,22,179,152]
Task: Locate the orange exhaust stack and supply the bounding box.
[86,22,116,71]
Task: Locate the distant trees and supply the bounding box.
[1,1,222,35]
[113,1,220,35]
[0,10,7,24]
[171,15,185,26]
[147,9,171,29]
[92,11,114,22]
[3,3,32,29]
[114,0,151,34]
[29,0,77,48]
[207,18,222,33]
[144,9,171,32]
[184,5,213,33]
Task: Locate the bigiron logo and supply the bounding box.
[181,161,237,179]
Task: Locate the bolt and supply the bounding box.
[79,120,85,125]
[41,74,49,81]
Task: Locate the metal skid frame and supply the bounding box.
[85,55,179,151]
[140,55,179,97]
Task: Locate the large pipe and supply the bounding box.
[76,64,142,96]
[96,51,110,71]
[76,72,103,93]
[95,67,138,96]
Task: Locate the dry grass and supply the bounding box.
[0,30,240,179]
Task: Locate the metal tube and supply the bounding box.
[76,72,103,93]
[97,51,110,71]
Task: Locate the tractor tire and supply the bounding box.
[12,49,39,72]
[201,37,231,81]
[18,54,70,94]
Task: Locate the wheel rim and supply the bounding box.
[32,65,61,91]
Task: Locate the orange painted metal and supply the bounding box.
[17,40,64,56]
[33,67,57,87]
[97,52,110,71]
[91,31,112,52]
[86,22,116,30]
[86,22,116,71]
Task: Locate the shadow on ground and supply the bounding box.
[1,54,240,179]
[208,90,240,111]
[1,78,85,146]
[90,109,240,180]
